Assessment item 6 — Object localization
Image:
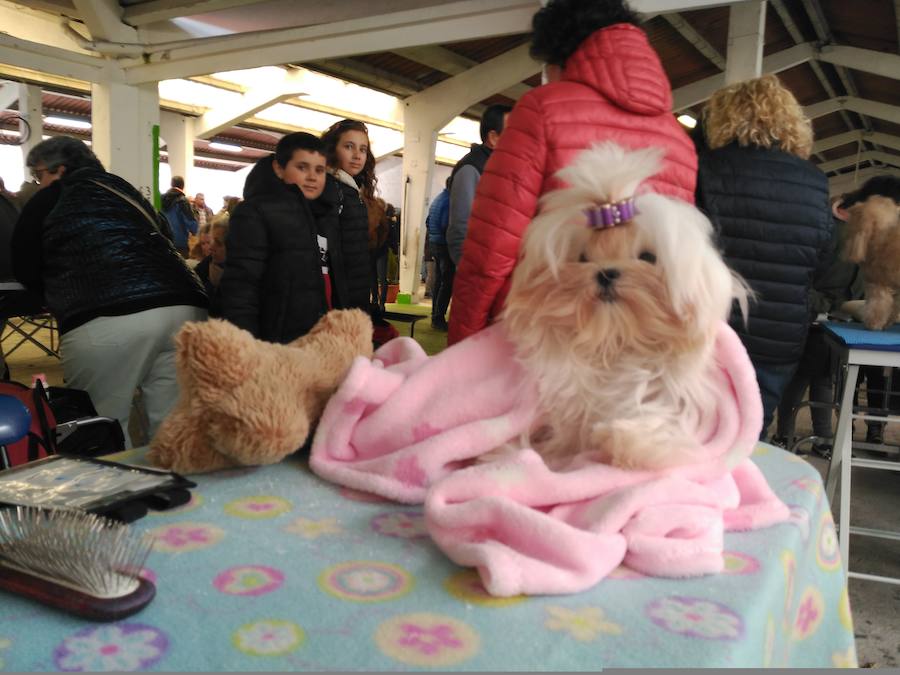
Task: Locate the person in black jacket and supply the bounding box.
[321,119,376,312]
[696,75,832,440]
[219,132,368,344]
[11,136,208,447]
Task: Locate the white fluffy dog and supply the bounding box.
[501,142,748,471]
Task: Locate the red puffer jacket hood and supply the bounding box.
[566,22,672,116]
[448,23,697,345]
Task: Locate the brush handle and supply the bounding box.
[0,565,156,621]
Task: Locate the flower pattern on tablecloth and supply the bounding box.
[0,637,10,670]
[786,505,810,541]
[319,561,413,602]
[214,566,285,596]
[443,570,527,607]
[791,477,821,499]
[763,616,775,667]
[816,512,841,571]
[232,620,304,656]
[791,586,824,640]
[722,552,760,576]
[839,586,853,632]
[545,606,622,641]
[781,550,797,626]
[375,613,479,667]
[224,496,292,519]
[283,517,342,539]
[53,624,168,672]
[371,511,427,539]
[146,522,225,553]
[832,645,858,668]
[0,451,858,670]
[646,597,743,640]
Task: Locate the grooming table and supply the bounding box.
[0,445,856,670]
[822,321,900,586]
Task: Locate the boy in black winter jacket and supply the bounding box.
[219,133,370,344]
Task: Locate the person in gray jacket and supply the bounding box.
[445,104,511,266]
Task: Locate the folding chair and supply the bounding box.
[0,283,59,360]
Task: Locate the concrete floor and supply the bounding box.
[3,322,898,667]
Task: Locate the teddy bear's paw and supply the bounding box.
[148,439,238,475]
[211,415,309,468]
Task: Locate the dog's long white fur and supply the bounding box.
[501,142,748,470]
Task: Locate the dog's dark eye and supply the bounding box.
[578,252,589,263]
[638,251,657,264]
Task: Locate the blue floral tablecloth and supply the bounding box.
[0,444,857,670]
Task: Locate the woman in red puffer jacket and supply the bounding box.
[448,0,698,345]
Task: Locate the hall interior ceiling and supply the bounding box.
[1,0,898,185]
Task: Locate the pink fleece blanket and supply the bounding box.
[310,322,789,596]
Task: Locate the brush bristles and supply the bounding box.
[0,507,153,598]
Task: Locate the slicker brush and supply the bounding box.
[0,507,156,621]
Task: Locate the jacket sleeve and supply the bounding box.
[446,167,479,265]
[219,203,268,337]
[10,183,59,295]
[181,197,199,235]
[448,93,547,344]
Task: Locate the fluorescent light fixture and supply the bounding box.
[677,114,697,129]
[208,141,242,153]
[44,116,92,130]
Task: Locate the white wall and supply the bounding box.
[375,154,452,212]
[0,145,27,193]
[159,162,253,211]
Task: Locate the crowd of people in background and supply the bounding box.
[2,0,900,453]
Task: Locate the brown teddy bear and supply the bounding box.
[148,309,373,474]
[841,176,900,330]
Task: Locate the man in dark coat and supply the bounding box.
[220,132,369,344]
[162,175,198,257]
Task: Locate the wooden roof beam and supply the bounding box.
[120,0,535,84]
[805,97,900,126]
[818,150,900,174]
[122,0,268,27]
[673,42,815,110]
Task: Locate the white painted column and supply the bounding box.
[17,83,42,173]
[91,80,159,200]
[160,110,195,191]
[396,44,539,303]
[725,0,767,84]
[398,106,438,302]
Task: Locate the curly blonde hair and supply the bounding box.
[703,74,813,159]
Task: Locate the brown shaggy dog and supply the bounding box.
[844,195,900,330]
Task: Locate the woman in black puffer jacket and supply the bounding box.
[695,75,832,440]
[11,136,208,447]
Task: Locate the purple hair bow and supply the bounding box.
[585,197,637,229]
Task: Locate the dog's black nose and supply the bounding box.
[596,268,620,288]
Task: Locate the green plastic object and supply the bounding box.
[396,293,412,305]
